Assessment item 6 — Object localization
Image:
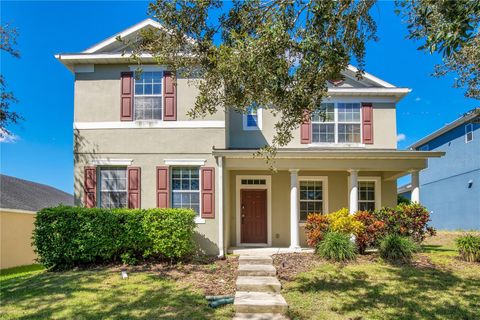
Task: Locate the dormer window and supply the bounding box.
[243,105,262,130]
[312,102,361,143]
[134,71,162,120]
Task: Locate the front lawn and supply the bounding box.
[0,257,237,320]
[274,231,480,320]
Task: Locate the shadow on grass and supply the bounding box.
[292,263,480,320]
[422,245,457,253]
[1,269,219,320]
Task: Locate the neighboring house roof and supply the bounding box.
[409,108,480,150]
[55,19,410,101]
[0,174,73,212]
[397,183,412,194]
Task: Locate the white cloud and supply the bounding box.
[397,133,406,142]
[0,129,18,143]
[415,97,421,102]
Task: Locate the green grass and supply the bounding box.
[0,264,233,319]
[282,231,480,320]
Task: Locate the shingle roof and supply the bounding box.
[0,174,74,211]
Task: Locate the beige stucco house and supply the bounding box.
[56,19,443,256]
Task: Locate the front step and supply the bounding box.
[234,291,288,314]
[236,276,281,293]
[238,264,277,277]
[239,255,273,265]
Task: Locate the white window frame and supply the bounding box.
[465,123,473,143]
[310,101,363,146]
[98,167,128,209]
[133,71,163,121]
[298,176,329,225]
[356,176,382,211]
[242,107,263,131]
[170,166,204,224]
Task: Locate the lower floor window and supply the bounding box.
[299,180,323,221]
[171,167,200,214]
[358,181,375,211]
[99,167,127,208]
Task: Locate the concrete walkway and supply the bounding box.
[233,252,289,320]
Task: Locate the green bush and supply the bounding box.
[379,234,418,263]
[317,232,356,262]
[33,206,196,269]
[455,234,480,262]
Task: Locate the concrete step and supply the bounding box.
[233,313,289,320]
[238,264,277,277]
[236,276,281,293]
[234,291,288,314]
[239,255,273,265]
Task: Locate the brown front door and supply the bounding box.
[241,189,267,244]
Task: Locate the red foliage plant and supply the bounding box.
[305,213,330,248]
[353,211,385,254]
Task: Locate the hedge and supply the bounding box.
[33,206,197,269]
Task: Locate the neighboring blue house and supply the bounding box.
[406,108,480,230]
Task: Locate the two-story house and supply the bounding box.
[407,109,480,230]
[56,19,443,256]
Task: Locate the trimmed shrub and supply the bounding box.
[374,203,436,243]
[327,208,364,235]
[33,206,196,269]
[455,234,480,262]
[318,232,357,262]
[305,213,330,247]
[353,210,385,254]
[379,234,418,263]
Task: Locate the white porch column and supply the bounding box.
[348,169,359,214]
[289,169,301,250]
[216,156,224,257]
[411,169,420,203]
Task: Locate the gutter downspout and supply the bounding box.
[217,156,224,258]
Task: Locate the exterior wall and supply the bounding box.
[228,170,397,248]
[228,102,397,150]
[74,64,224,122]
[0,209,37,269]
[416,121,480,230]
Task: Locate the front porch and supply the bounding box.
[214,149,443,255]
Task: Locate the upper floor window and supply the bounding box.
[243,105,262,130]
[465,123,473,143]
[99,167,127,208]
[134,72,162,120]
[171,167,200,215]
[312,102,361,143]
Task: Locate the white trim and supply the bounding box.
[217,156,224,257]
[195,216,206,224]
[235,175,272,247]
[465,123,474,143]
[91,159,133,166]
[347,65,396,88]
[74,64,94,73]
[164,159,206,166]
[328,87,411,95]
[348,176,382,210]
[74,120,225,130]
[298,176,329,223]
[0,208,37,214]
[242,108,263,131]
[83,19,166,53]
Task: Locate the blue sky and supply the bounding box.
[1,1,477,194]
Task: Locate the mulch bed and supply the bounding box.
[273,253,323,282]
[112,255,238,296]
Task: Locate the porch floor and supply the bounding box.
[228,247,314,256]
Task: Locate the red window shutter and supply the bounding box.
[121,72,133,121]
[163,72,177,121]
[127,167,141,209]
[156,167,169,208]
[300,111,311,144]
[84,166,97,208]
[201,167,215,219]
[362,103,374,144]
